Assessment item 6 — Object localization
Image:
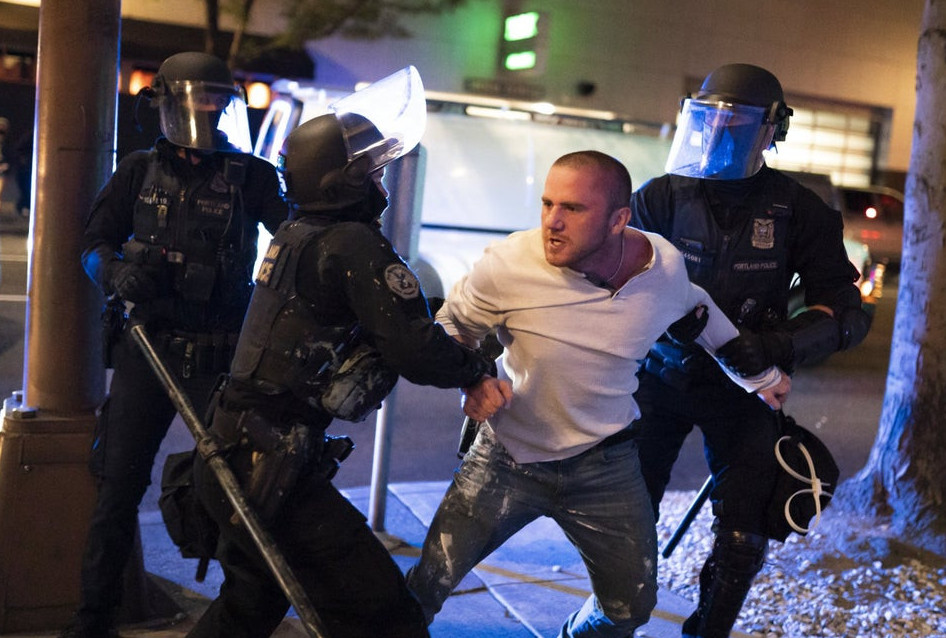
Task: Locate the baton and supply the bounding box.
[130,322,331,638]
[661,475,713,559]
[456,416,480,459]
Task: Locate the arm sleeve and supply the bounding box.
[435,256,503,348]
[245,156,289,235]
[307,224,490,389]
[79,151,149,293]
[789,187,863,313]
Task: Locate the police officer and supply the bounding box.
[629,63,871,638]
[65,52,288,638]
[186,67,494,638]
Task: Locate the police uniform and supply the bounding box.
[630,166,868,636]
[75,136,287,634]
[187,213,492,638]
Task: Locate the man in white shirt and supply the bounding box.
[406,150,788,638]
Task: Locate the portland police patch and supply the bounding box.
[384,263,420,299]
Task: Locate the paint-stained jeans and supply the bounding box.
[406,423,657,638]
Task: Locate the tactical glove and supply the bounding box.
[716,329,793,376]
[108,260,159,303]
[665,304,709,346]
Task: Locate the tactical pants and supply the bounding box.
[631,368,781,637]
[75,328,221,632]
[187,447,429,638]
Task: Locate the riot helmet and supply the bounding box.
[278,66,426,213]
[147,52,252,152]
[665,63,793,179]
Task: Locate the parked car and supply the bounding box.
[837,184,904,267]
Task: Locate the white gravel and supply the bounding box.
[656,490,946,638]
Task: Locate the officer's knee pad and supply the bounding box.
[713,529,768,577]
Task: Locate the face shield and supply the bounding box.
[665,98,777,180]
[328,65,427,173]
[157,80,252,152]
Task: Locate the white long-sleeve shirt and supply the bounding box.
[437,227,779,463]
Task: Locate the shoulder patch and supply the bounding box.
[255,242,283,286]
[384,263,420,300]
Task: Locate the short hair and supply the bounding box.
[552,151,632,211]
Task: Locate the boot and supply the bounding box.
[681,529,767,638]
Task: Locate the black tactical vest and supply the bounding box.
[230,218,359,402]
[664,174,798,330]
[128,151,255,330]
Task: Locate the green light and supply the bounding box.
[504,12,539,42]
[504,50,536,71]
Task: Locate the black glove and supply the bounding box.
[716,329,793,376]
[108,260,159,303]
[665,304,709,345]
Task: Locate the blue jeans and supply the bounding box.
[406,423,657,638]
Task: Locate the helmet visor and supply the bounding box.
[158,80,252,152]
[665,99,776,179]
[329,66,426,172]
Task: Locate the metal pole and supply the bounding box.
[23,0,115,412]
[368,396,395,532]
[0,0,117,631]
[129,323,331,638]
[369,145,426,532]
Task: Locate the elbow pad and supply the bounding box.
[837,305,872,350]
[785,309,841,369]
[80,243,119,292]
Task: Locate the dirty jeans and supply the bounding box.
[406,423,657,638]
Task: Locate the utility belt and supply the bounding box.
[210,401,353,521]
[154,329,241,379]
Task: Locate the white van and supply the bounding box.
[253,80,673,297]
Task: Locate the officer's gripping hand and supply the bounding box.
[665,304,709,345]
[716,329,793,377]
[108,260,159,304]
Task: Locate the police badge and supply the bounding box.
[752,218,775,250]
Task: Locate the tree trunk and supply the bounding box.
[834,0,946,556]
[227,0,257,69]
[205,0,222,57]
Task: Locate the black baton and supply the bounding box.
[661,475,713,559]
[130,322,331,638]
[456,416,480,459]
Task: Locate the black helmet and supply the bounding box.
[148,52,251,152]
[279,113,383,212]
[279,66,428,213]
[695,63,792,142]
[153,52,234,92]
[665,63,793,180]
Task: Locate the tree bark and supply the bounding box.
[205,0,221,56]
[834,0,946,556]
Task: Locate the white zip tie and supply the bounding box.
[774,434,834,534]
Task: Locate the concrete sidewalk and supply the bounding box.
[5,482,753,638]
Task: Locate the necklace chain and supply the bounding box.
[605,233,626,284]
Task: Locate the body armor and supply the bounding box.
[126,150,255,330]
[660,172,798,331]
[230,216,397,420]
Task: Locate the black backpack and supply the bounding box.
[765,413,840,542]
[158,449,219,582]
